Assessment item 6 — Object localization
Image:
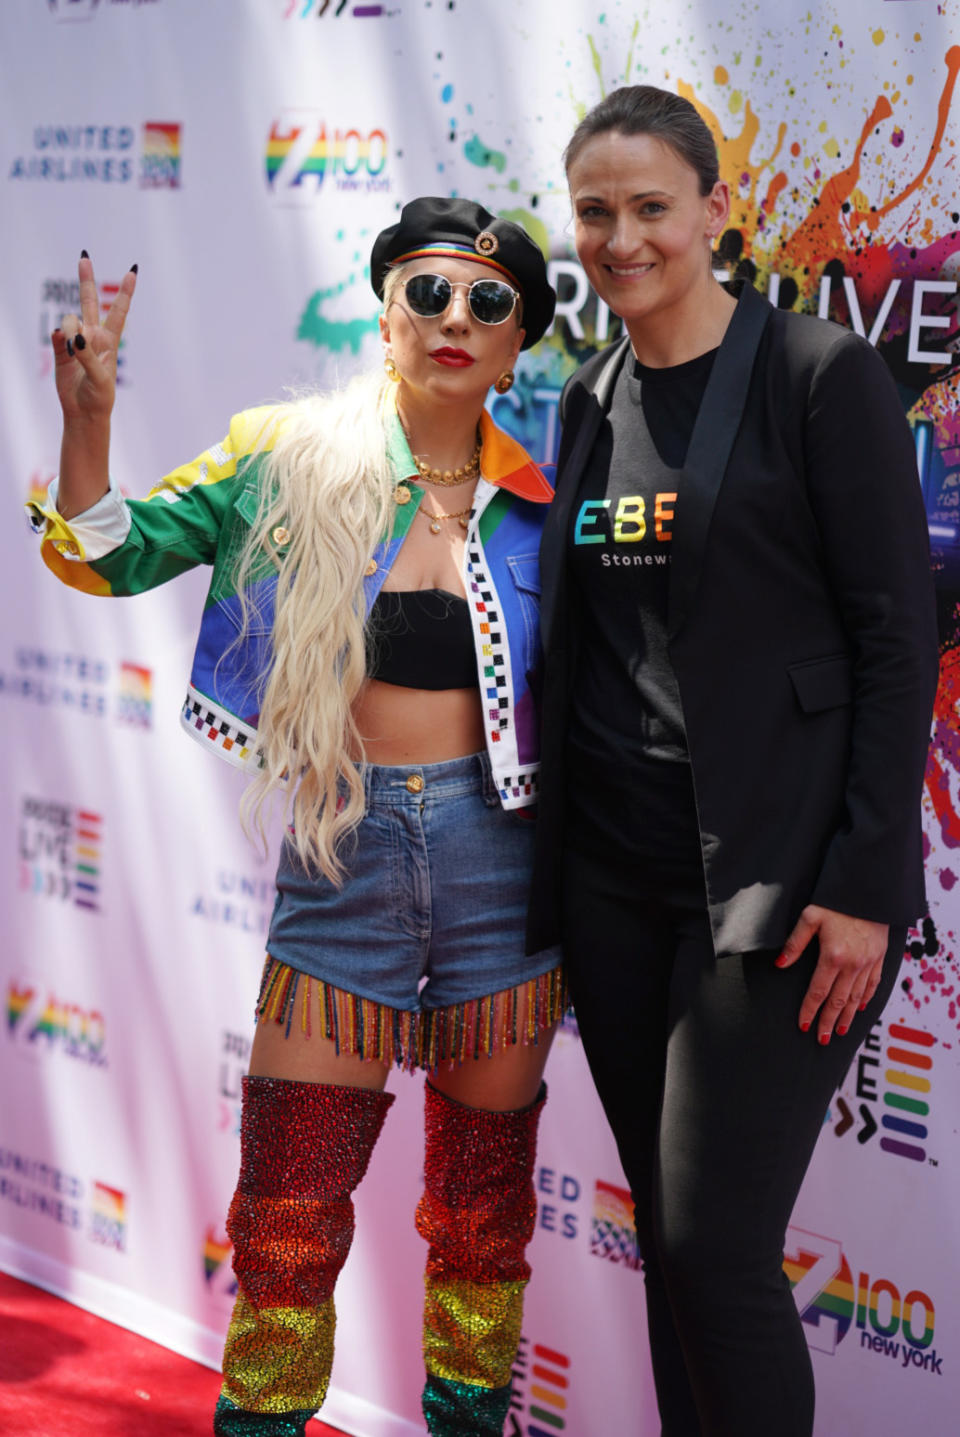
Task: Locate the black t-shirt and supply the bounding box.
[565,347,717,861]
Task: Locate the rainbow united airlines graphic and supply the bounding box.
[89,1181,126,1251]
[589,1178,641,1269]
[140,122,181,189]
[116,661,153,729]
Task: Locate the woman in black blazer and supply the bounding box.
[530,86,939,1436]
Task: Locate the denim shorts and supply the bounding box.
[266,752,560,1012]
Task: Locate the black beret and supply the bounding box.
[370,196,556,349]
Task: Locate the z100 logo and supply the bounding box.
[283,1,390,15]
[265,113,389,200]
[784,1226,941,1375]
[19,798,102,910]
[6,981,107,1067]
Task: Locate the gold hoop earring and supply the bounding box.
[384,356,400,381]
[494,370,515,395]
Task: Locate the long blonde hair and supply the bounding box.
[233,368,396,881]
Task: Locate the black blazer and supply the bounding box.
[528,282,940,957]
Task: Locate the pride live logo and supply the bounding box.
[509,1337,570,1436]
[840,1019,935,1163]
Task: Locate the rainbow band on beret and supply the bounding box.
[391,242,519,288]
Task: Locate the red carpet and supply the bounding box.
[0,1272,347,1436]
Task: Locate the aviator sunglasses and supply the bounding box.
[402,272,520,326]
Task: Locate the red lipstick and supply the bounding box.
[429,347,475,367]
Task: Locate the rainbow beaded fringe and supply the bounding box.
[255,955,568,1072]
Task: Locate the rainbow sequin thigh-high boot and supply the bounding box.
[213,1075,394,1436]
[416,1080,547,1436]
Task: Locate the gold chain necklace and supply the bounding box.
[421,504,471,534]
[411,435,482,487]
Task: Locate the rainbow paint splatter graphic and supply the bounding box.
[140,122,181,189]
[423,6,960,1061]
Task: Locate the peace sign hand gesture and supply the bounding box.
[50,253,137,519]
[53,252,137,425]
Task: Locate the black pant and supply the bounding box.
[561,842,904,1437]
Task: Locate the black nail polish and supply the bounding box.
[81,249,89,259]
[74,333,86,351]
[66,339,74,357]
[130,263,138,274]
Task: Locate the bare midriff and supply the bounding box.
[352,678,486,766]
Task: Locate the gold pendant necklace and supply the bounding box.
[421,505,471,534]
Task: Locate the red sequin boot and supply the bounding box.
[213,1075,393,1436]
[416,1081,547,1436]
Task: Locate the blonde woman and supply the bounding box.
[33,198,560,1437]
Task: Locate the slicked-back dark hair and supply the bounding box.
[564,86,720,196]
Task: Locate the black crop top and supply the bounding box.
[365,589,478,690]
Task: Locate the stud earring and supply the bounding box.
[494,370,515,395]
[384,356,400,381]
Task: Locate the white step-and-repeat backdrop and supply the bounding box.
[1,1,958,1432]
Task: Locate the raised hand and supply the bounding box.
[51,253,137,519]
[53,252,137,426]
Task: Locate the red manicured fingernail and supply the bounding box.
[800,1021,810,1032]
[775,954,788,967]
[819,1033,830,1045]
[74,333,86,351]
[858,1003,867,1012]
[837,1025,848,1037]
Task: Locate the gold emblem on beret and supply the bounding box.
[475,230,499,256]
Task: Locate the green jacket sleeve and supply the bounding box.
[28,406,281,598]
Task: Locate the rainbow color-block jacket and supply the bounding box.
[28,404,553,810]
